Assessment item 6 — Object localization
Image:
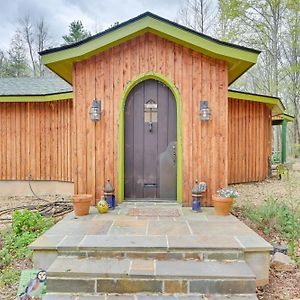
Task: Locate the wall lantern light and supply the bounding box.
[89,99,101,122]
[200,100,211,121]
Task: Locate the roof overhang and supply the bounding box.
[0,91,73,102]
[40,12,260,85]
[272,113,294,125]
[228,90,285,116]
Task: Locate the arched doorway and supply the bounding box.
[124,79,177,200]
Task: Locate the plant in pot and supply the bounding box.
[212,188,239,216]
[73,194,92,216]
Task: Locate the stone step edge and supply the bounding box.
[56,249,245,261]
[47,257,256,280]
[47,273,255,280]
[43,293,258,300]
[46,277,257,295]
[43,292,258,300]
[30,244,245,251]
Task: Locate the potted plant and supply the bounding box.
[73,194,92,216]
[212,188,239,216]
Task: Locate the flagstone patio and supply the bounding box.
[30,203,272,299]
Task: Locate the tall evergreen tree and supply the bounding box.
[6,32,30,77]
[62,21,91,45]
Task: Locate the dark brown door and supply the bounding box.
[125,79,177,200]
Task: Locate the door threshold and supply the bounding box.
[125,198,177,203]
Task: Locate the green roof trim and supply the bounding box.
[272,113,294,122]
[40,12,260,85]
[0,92,73,102]
[228,89,285,115]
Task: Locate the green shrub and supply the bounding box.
[12,210,54,236]
[240,197,299,259]
[0,210,54,287]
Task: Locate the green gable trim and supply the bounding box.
[0,92,73,102]
[228,90,285,115]
[41,12,260,85]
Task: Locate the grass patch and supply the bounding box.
[0,210,54,289]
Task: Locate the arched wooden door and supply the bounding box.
[124,79,177,200]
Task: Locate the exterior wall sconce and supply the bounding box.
[89,99,101,122]
[200,100,211,121]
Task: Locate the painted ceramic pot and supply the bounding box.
[73,194,92,216]
[97,197,109,214]
[212,194,233,216]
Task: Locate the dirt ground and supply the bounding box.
[0,164,299,299]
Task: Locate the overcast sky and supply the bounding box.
[0,0,182,50]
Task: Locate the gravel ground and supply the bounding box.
[232,160,300,207]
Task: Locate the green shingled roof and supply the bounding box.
[0,77,72,96]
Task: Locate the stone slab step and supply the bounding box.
[43,293,259,300]
[31,234,246,252]
[47,257,256,295]
[58,249,245,262]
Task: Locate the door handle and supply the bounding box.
[172,145,176,163]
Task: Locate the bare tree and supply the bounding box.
[36,18,50,77]
[17,14,52,77]
[19,15,36,76]
[176,0,216,34]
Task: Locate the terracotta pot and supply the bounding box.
[212,194,233,216]
[73,194,92,216]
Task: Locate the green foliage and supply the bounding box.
[62,20,91,45]
[272,151,281,164]
[12,209,54,236]
[0,210,54,287]
[240,197,300,259]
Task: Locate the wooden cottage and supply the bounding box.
[0,12,288,206]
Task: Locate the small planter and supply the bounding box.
[212,194,233,216]
[73,194,92,216]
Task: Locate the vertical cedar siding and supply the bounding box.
[228,98,272,184]
[0,99,73,182]
[73,32,228,206]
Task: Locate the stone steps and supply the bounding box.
[43,294,259,300]
[46,256,256,295]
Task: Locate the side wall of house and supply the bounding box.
[0,99,73,182]
[228,98,272,184]
[73,32,228,206]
